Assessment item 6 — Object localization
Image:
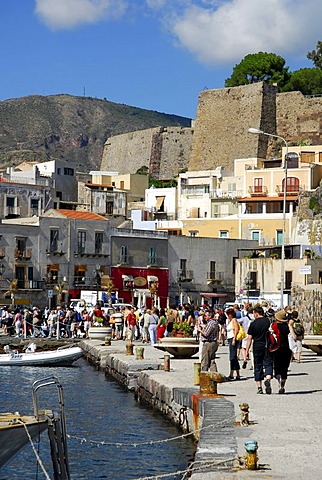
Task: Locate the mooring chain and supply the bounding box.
[66,412,239,447]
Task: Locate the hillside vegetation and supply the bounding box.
[0,94,191,171]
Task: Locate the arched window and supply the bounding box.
[282,177,299,193]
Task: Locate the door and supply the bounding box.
[15,266,25,289]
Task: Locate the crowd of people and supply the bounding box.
[0,300,305,394]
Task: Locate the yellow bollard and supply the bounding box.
[194,362,201,385]
[245,440,258,470]
[164,354,171,371]
[105,336,111,346]
[126,343,134,355]
[135,346,144,360]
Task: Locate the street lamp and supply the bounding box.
[248,128,289,308]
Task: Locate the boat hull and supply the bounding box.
[0,414,49,469]
[0,346,83,366]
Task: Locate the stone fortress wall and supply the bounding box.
[101,126,193,180]
[101,84,322,178]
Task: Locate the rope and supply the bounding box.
[132,456,238,480]
[67,413,238,447]
[19,420,52,480]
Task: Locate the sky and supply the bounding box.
[1,0,322,118]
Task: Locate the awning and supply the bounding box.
[200,293,228,298]
[155,196,165,210]
[122,274,134,281]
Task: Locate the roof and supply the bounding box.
[56,209,107,221]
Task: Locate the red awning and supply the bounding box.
[200,293,228,298]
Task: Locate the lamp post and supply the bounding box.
[248,128,288,308]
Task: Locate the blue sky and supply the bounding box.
[0,0,321,118]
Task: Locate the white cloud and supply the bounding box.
[167,0,322,65]
[35,0,127,30]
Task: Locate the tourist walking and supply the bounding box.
[197,309,219,372]
[226,308,241,380]
[156,308,167,340]
[289,310,305,363]
[148,307,159,345]
[142,308,151,343]
[245,305,273,394]
[126,307,137,342]
[273,310,292,394]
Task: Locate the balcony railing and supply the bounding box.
[276,185,301,196]
[209,189,243,199]
[248,186,268,196]
[147,256,162,267]
[177,269,193,282]
[0,280,46,290]
[4,206,20,217]
[206,271,223,283]
[14,248,32,260]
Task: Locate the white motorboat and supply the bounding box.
[0,343,83,366]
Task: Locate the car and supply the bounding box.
[112,303,133,310]
[69,299,94,315]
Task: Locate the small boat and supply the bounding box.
[1,377,70,479]
[0,343,83,366]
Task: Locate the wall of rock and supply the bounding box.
[291,285,322,332]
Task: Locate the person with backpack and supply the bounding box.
[289,310,305,363]
[272,310,292,394]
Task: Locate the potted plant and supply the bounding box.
[172,321,194,338]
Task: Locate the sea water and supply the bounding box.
[0,358,195,479]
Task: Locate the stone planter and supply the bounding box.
[302,335,322,356]
[154,337,199,358]
[88,326,112,340]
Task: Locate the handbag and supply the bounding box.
[236,324,247,341]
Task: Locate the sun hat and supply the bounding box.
[275,310,288,322]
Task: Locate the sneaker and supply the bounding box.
[242,361,247,369]
[264,379,272,395]
[257,387,263,394]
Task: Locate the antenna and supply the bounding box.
[83,86,86,96]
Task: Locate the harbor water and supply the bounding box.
[1,357,195,480]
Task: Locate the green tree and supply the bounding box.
[225,52,290,90]
[307,41,322,69]
[282,68,322,95]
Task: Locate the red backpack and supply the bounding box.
[267,322,281,352]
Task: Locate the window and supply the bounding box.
[249,271,257,290]
[254,178,263,193]
[120,181,124,189]
[276,230,283,246]
[285,271,292,290]
[64,167,74,176]
[30,198,39,216]
[57,168,61,175]
[120,245,128,264]
[95,232,103,254]
[77,231,86,254]
[219,230,228,238]
[189,230,199,237]
[6,197,15,207]
[252,231,260,241]
[74,266,86,285]
[50,229,59,252]
[149,247,157,265]
[16,237,26,253]
[209,261,216,278]
[283,177,299,193]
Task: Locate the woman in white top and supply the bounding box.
[226,308,241,380]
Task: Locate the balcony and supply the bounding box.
[73,251,109,258]
[117,255,132,266]
[147,256,161,267]
[177,269,193,282]
[248,186,268,196]
[4,206,20,217]
[47,249,65,257]
[210,189,243,199]
[14,248,32,260]
[276,185,301,196]
[11,280,45,290]
[206,271,223,284]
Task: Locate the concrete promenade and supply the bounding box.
[81,338,322,480]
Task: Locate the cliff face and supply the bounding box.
[0,94,191,171]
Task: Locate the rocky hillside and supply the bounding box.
[0,94,191,172]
